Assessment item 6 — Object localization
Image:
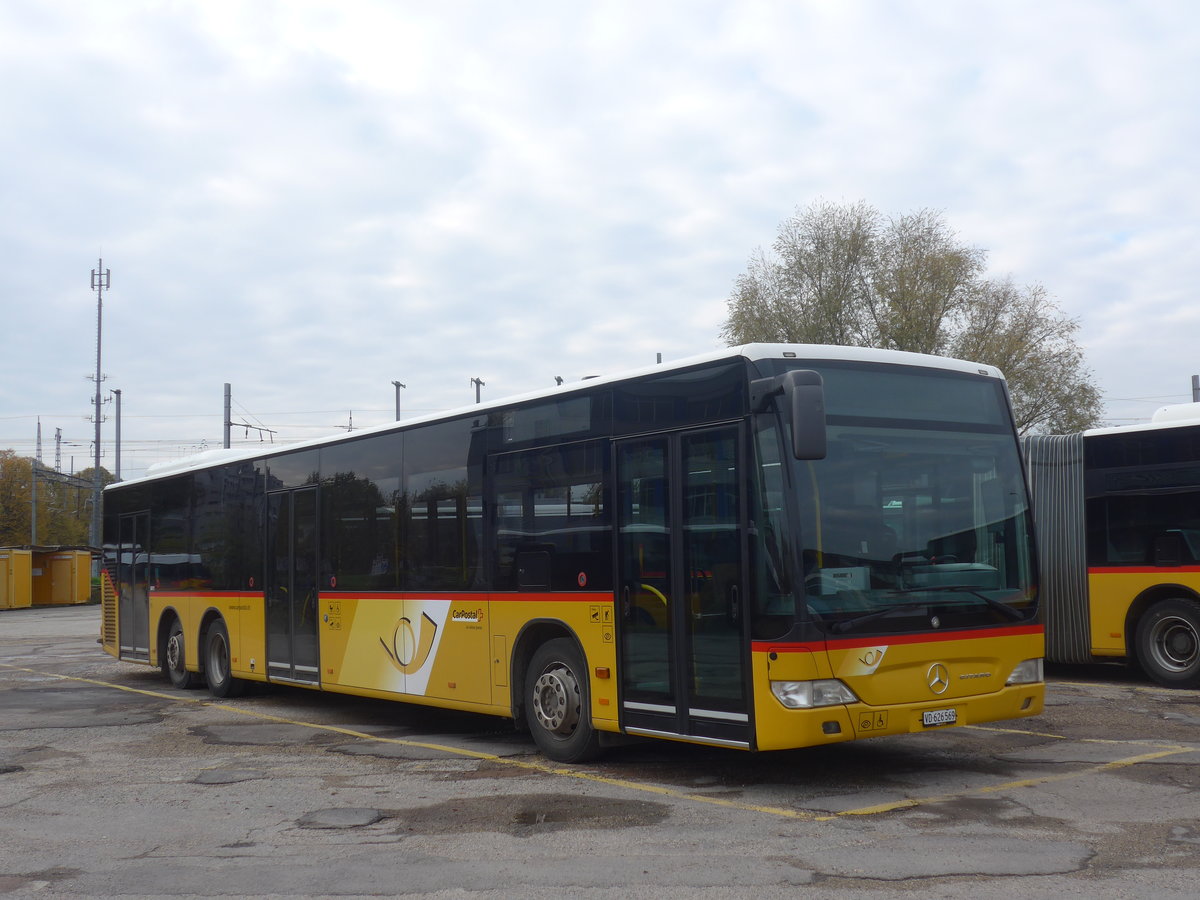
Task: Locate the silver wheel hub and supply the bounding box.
[1149,615,1200,672]
[209,635,229,682]
[167,633,183,672]
[532,665,580,736]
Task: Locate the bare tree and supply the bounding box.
[951,279,1103,434]
[868,207,986,354]
[721,201,1103,434]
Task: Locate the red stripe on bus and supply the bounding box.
[153,591,251,599]
[150,590,614,603]
[321,592,612,603]
[1088,566,1200,575]
[753,624,1043,654]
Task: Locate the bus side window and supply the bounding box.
[403,418,482,590]
[491,441,612,592]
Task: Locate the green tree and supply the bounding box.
[0,451,108,546]
[721,200,1103,434]
[0,451,32,545]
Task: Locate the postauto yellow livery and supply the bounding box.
[101,344,1044,761]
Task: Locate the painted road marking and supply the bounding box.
[3,662,1196,823]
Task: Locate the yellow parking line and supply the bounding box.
[838,746,1196,817]
[2,663,826,819]
[968,721,1195,750]
[1051,678,1200,697]
[4,663,1196,823]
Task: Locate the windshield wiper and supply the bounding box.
[825,586,1028,634]
[826,603,916,634]
[921,585,1029,622]
[890,584,1028,621]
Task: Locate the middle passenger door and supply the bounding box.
[616,425,750,748]
[265,487,320,684]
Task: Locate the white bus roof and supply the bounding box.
[117,343,1005,488]
[1085,402,1200,438]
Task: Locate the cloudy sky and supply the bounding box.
[1,0,1197,480]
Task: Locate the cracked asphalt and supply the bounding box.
[2,605,1199,898]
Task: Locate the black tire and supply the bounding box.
[204,619,247,698]
[1135,598,1200,688]
[162,617,198,689]
[526,638,601,763]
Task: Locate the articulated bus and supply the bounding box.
[1025,404,1200,688]
[100,344,1044,761]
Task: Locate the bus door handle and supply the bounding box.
[622,585,632,620]
[728,584,741,624]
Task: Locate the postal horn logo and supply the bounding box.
[380,612,439,673]
[859,648,883,667]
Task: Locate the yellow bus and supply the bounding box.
[1025,404,1200,687]
[101,344,1044,761]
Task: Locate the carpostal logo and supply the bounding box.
[452,607,484,624]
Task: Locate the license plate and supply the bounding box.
[922,708,957,727]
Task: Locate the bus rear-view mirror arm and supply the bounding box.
[750,370,827,460]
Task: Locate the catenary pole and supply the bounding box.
[90,259,110,549]
[112,389,122,482]
[393,381,406,421]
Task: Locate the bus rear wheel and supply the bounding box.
[526,638,601,763]
[1135,598,1200,688]
[162,617,197,690]
[204,619,247,698]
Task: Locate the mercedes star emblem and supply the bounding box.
[928,663,950,695]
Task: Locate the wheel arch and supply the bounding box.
[154,605,185,668]
[510,618,586,730]
[1124,582,1200,662]
[196,607,228,676]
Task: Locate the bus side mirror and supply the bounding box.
[750,370,827,460]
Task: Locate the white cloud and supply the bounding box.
[1,0,1198,474]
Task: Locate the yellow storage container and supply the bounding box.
[0,549,33,610]
[32,549,92,606]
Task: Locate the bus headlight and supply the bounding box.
[771,679,859,709]
[1006,658,1044,685]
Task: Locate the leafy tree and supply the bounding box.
[76,466,118,492]
[0,451,31,545]
[721,200,1103,434]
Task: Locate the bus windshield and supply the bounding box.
[762,360,1037,637]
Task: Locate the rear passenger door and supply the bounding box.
[116,510,151,662]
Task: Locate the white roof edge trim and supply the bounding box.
[143,448,251,477]
[1084,401,1200,437]
[110,343,1006,489]
[731,343,1004,379]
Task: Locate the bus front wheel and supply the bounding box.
[1135,598,1200,688]
[526,638,601,763]
[162,617,197,690]
[204,619,247,698]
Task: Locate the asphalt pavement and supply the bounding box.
[2,604,1199,898]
